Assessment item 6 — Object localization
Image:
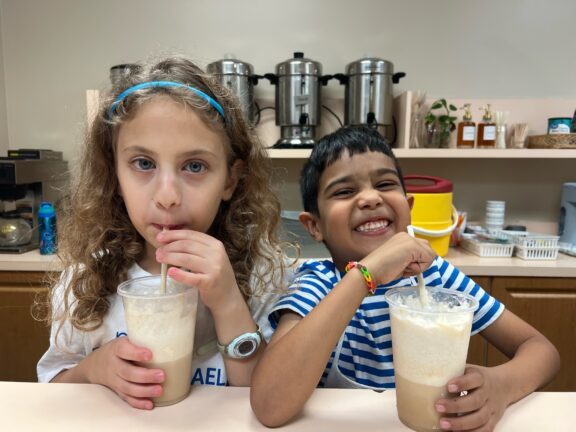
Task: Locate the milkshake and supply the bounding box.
[118,275,198,406]
[384,287,478,432]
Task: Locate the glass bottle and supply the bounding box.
[477,104,496,148]
[456,104,476,148]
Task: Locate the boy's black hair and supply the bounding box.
[300,125,406,215]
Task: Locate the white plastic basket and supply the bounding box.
[515,246,559,260]
[495,231,560,260]
[461,238,514,257]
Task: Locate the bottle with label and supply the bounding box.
[477,105,496,148]
[38,202,57,255]
[456,104,476,148]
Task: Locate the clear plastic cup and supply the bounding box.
[118,275,198,406]
[385,287,478,432]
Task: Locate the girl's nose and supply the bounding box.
[357,188,383,209]
[154,172,182,209]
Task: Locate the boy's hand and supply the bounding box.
[362,232,436,286]
[434,365,509,431]
[87,337,165,410]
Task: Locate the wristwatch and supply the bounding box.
[217,326,264,359]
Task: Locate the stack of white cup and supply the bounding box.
[485,200,506,231]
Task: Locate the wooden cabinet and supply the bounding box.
[487,277,576,392]
[466,276,576,391]
[0,271,53,382]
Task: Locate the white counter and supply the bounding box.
[1,248,576,277]
[0,383,573,431]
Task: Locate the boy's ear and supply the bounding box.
[298,212,324,242]
[407,194,415,210]
[222,159,243,201]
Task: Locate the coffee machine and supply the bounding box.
[0,149,68,253]
[206,57,261,127]
[559,182,576,247]
[265,52,331,148]
[334,57,405,144]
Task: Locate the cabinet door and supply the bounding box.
[0,272,51,382]
[488,277,576,391]
[466,277,490,366]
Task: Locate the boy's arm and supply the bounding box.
[478,309,560,402]
[250,269,368,427]
[437,309,560,430]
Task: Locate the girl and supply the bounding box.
[36,56,291,410]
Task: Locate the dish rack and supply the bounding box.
[460,237,514,258]
[496,231,560,260]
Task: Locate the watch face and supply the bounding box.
[236,338,256,356]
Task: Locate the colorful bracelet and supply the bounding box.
[345,261,377,295]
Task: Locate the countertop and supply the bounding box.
[0,383,573,431]
[1,248,576,277]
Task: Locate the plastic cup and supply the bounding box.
[385,287,478,432]
[117,275,198,406]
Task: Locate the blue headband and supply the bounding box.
[108,81,225,118]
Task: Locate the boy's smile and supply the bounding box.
[299,150,413,271]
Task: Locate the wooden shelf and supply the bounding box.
[267,148,576,159]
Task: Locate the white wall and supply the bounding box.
[0,0,575,162]
[0,4,8,154]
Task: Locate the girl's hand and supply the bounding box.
[434,365,509,431]
[362,232,436,286]
[155,229,244,313]
[87,337,165,410]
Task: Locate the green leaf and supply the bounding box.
[449,104,457,111]
[440,99,448,108]
[425,113,436,123]
[430,102,442,110]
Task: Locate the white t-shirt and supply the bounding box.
[37,262,285,385]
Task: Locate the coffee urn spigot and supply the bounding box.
[265,52,331,148]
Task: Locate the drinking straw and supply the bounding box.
[160,227,168,295]
[407,225,429,307]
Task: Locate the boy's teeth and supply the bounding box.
[356,220,389,232]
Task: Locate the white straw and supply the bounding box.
[160,227,168,295]
[407,225,429,308]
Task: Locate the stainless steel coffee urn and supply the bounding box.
[265,52,330,148]
[109,64,141,88]
[206,58,260,125]
[335,57,405,142]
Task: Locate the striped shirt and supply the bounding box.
[269,256,504,390]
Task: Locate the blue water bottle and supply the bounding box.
[38,201,57,255]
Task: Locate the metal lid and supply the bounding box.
[345,57,394,75]
[206,58,254,76]
[276,52,322,76]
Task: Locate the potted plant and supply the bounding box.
[423,98,457,148]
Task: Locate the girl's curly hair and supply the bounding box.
[37,56,290,333]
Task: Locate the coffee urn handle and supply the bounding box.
[263,73,278,85]
[250,74,265,86]
[319,75,333,86]
[392,72,406,84]
[333,73,349,85]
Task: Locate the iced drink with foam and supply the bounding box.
[385,286,478,432]
[118,275,198,406]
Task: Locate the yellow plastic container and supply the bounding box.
[404,175,454,256]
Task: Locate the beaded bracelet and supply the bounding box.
[345,261,377,295]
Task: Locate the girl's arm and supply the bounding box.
[250,269,368,427]
[50,337,166,410]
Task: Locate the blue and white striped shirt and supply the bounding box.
[269,256,504,390]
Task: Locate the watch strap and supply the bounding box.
[216,325,263,359]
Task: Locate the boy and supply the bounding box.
[251,126,559,430]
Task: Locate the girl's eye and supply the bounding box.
[184,161,206,173]
[132,158,155,171]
